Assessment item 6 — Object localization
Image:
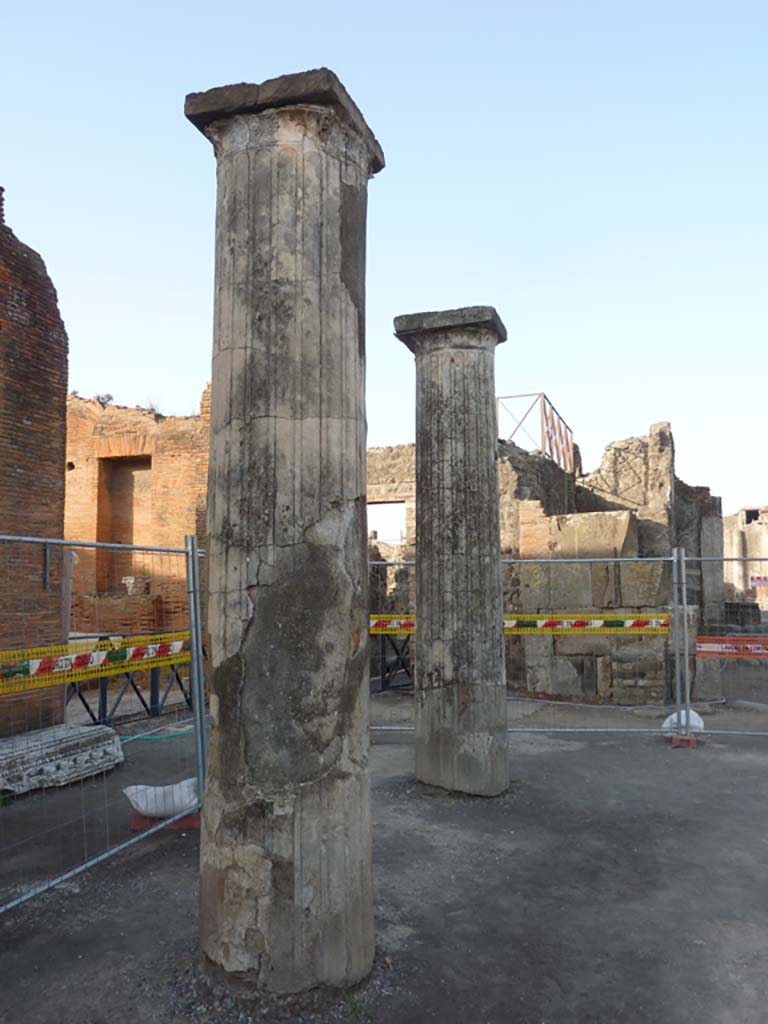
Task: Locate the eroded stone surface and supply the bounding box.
[0,188,69,737]
[187,72,382,994]
[395,308,508,796]
[0,723,123,795]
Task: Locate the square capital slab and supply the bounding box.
[185,67,384,174]
[394,306,507,354]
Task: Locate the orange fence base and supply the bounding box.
[129,810,200,832]
[670,735,698,749]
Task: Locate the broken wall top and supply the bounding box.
[498,440,575,517]
[577,422,674,512]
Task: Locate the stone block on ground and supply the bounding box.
[0,723,124,795]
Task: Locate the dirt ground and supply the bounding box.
[3,725,768,1024]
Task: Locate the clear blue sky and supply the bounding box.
[3,1,766,514]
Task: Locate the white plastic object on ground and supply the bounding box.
[661,710,705,734]
[123,777,198,818]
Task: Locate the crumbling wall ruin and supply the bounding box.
[575,421,675,555]
[64,390,209,634]
[365,421,724,705]
[506,421,723,703]
[511,508,672,704]
[0,187,69,736]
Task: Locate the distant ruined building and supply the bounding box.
[724,507,768,614]
[64,396,730,704]
[64,389,210,635]
[369,422,724,705]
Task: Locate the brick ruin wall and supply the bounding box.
[65,391,210,637]
[0,188,69,735]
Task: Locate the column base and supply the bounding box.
[200,767,374,994]
[415,687,509,797]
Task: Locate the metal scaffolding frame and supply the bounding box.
[496,392,575,473]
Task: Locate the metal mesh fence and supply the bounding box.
[367,551,768,740]
[0,536,206,914]
[689,554,768,736]
[368,553,691,736]
[8,540,763,911]
[369,559,415,691]
[501,554,681,735]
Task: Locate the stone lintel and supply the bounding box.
[394,306,507,354]
[185,67,385,173]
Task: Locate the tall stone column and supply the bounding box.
[394,307,508,797]
[185,69,384,994]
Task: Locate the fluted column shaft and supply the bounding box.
[395,307,508,796]
[186,70,384,995]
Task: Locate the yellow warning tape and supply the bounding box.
[505,614,669,635]
[0,631,191,697]
[369,614,670,636]
[369,615,415,635]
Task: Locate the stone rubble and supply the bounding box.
[0,722,124,795]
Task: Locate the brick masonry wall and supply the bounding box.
[0,188,69,735]
[65,393,209,635]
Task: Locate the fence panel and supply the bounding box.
[368,554,690,736]
[369,559,415,691]
[0,535,205,914]
[689,554,768,736]
[501,554,684,735]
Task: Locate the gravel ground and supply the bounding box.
[4,732,768,1022]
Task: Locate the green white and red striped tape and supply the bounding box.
[0,632,191,696]
[504,615,669,634]
[369,614,669,636]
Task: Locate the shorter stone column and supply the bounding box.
[395,307,508,796]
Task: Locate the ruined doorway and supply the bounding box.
[367,501,407,549]
[96,456,152,592]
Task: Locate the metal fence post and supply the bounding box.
[149,667,160,718]
[98,676,108,724]
[672,546,684,734]
[185,534,208,805]
[679,547,692,736]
